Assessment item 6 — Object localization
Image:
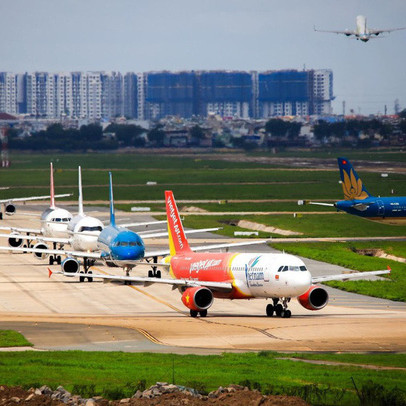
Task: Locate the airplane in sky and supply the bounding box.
[314,15,406,42]
[299,157,406,225]
[0,163,70,220]
[51,190,390,318]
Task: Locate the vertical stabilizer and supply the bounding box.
[109,172,116,227]
[165,190,191,255]
[338,157,371,200]
[78,166,84,216]
[50,162,55,209]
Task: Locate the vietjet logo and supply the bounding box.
[167,196,183,249]
[190,259,222,272]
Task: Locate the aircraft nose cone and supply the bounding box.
[111,246,145,260]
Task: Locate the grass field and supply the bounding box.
[0,330,33,347]
[0,350,405,404]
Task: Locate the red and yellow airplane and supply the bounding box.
[51,191,390,318]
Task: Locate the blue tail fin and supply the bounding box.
[337,157,371,200]
[109,172,116,226]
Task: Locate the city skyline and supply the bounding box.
[0,0,405,115]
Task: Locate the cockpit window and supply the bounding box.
[80,226,103,232]
[300,266,307,272]
[288,266,300,272]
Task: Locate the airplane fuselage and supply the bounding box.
[40,207,72,238]
[97,225,145,264]
[169,252,312,299]
[67,214,104,251]
[336,196,406,225]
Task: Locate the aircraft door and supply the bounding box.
[377,200,385,217]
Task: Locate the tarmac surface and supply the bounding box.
[0,208,405,354]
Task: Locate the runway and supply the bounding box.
[0,210,405,353]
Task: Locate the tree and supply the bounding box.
[148,126,165,146]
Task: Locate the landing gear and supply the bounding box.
[146,256,161,278]
[266,298,292,318]
[189,309,207,318]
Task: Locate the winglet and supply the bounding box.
[50,162,55,209]
[387,265,391,274]
[165,190,191,255]
[78,166,84,216]
[109,172,116,227]
[48,268,53,278]
[337,157,371,200]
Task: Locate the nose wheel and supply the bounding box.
[266,298,291,318]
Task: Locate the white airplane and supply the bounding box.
[0,163,72,257]
[0,167,70,220]
[50,190,391,318]
[314,15,406,42]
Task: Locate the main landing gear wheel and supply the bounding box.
[275,304,283,317]
[266,304,274,317]
[199,309,207,318]
[190,310,198,318]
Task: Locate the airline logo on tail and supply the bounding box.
[338,158,370,201]
[165,191,191,255]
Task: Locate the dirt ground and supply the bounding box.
[0,386,309,406]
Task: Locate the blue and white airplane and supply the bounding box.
[299,157,406,225]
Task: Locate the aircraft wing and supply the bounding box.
[0,232,71,245]
[119,220,167,228]
[139,227,220,239]
[0,193,72,204]
[0,226,42,234]
[298,200,335,207]
[312,268,390,283]
[143,239,269,260]
[314,26,356,36]
[50,269,233,292]
[369,27,406,35]
[0,245,101,259]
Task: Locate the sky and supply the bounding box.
[1,0,405,115]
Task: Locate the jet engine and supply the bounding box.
[297,285,329,311]
[33,242,49,260]
[8,234,24,248]
[181,286,213,311]
[5,203,16,216]
[61,257,80,274]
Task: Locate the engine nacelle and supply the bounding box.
[181,286,213,311]
[5,204,16,216]
[61,257,80,274]
[33,242,49,260]
[297,285,329,311]
[8,234,24,248]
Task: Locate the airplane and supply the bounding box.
[2,173,229,281]
[298,157,406,225]
[50,190,391,318]
[0,164,71,220]
[314,15,406,42]
[0,162,73,260]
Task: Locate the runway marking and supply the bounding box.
[91,267,185,314]
[136,328,163,345]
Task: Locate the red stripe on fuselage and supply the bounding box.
[170,252,251,299]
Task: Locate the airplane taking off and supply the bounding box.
[314,15,406,42]
[51,190,390,318]
[299,157,406,225]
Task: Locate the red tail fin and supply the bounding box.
[165,191,191,255]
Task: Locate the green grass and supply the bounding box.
[0,351,405,404]
[270,241,406,302]
[0,330,33,347]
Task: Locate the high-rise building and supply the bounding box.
[0,73,17,115]
[0,69,334,120]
